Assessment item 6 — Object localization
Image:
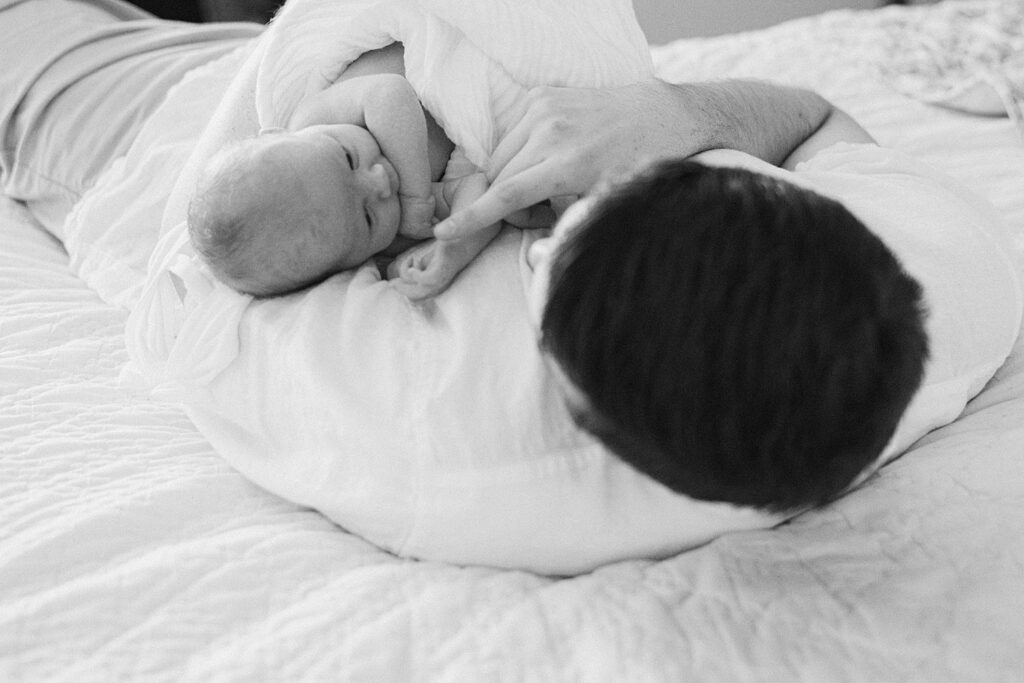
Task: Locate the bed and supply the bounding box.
[3,0,1023,679]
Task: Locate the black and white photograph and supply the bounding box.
[1,0,1022,679]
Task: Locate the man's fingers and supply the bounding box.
[485,89,561,180]
[435,164,557,239]
[486,118,535,182]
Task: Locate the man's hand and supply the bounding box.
[433,80,708,240]
[434,79,840,241]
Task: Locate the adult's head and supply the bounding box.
[189,124,401,296]
[526,159,929,512]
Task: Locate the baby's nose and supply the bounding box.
[365,163,392,200]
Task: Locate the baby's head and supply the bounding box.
[528,159,928,512]
[189,124,401,296]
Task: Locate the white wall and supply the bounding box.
[632,0,886,44]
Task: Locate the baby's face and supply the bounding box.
[245,125,402,291]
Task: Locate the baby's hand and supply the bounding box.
[387,239,460,301]
[398,194,436,240]
[388,173,500,300]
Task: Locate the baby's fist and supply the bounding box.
[399,194,436,239]
[387,240,455,300]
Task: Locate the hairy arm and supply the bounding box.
[435,79,874,239]
[290,74,435,237]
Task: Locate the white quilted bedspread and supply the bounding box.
[3,1,1024,679]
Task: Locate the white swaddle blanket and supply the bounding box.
[255,0,654,169]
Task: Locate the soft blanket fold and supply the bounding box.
[257,0,654,171]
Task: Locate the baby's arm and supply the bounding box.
[290,74,434,237]
[388,173,501,300]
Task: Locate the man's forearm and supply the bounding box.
[660,79,834,166]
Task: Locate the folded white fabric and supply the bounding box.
[255,0,655,168]
[115,0,1021,574]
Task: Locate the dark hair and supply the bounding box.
[540,159,928,512]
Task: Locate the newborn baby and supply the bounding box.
[188,71,496,298]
